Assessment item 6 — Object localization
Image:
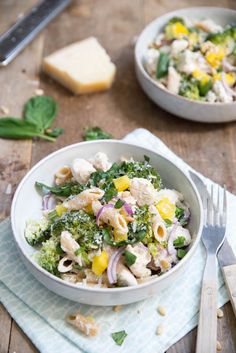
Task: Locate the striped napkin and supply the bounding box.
[1,128,235,353]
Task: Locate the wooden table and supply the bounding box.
[1,0,236,352]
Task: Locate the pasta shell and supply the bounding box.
[64,188,104,211]
[58,256,73,273]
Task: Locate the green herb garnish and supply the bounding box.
[35,181,85,197]
[124,250,137,266]
[0,96,63,142]
[164,219,172,226]
[173,236,185,248]
[111,330,128,346]
[103,228,146,247]
[83,127,113,141]
[156,52,170,79]
[177,249,187,259]
[114,199,125,209]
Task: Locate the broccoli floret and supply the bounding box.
[50,210,103,249]
[207,24,236,49]
[179,77,200,101]
[37,239,61,275]
[25,218,50,246]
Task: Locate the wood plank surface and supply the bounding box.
[0,0,236,352]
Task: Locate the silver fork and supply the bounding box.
[196,185,227,353]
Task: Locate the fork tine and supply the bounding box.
[207,184,214,225]
[220,185,227,226]
[214,186,220,226]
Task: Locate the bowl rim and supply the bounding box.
[134,6,236,107]
[11,139,204,294]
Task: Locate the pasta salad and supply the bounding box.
[25,152,191,288]
[145,17,236,102]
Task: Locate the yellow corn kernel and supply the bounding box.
[192,69,210,84]
[113,175,131,192]
[172,22,189,39]
[213,72,235,86]
[188,32,199,48]
[156,197,176,220]
[205,48,225,68]
[113,229,128,242]
[84,203,93,214]
[55,204,67,217]
[92,251,109,276]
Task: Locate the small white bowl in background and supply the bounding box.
[11,141,203,305]
[135,7,236,123]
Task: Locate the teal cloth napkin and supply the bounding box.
[1,128,236,353]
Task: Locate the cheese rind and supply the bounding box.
[43,37,116,94]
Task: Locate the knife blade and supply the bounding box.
[0,0,71,66]
[189,170,236,317]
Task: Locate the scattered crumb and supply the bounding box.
[217,308,224,318]
[156,324,163,336]
[66,311,99,336]
[217,340,222,351]
[35,88,44,96]
[5,183,12,195]
[69,4,91,17]
[113,305,122,313]
[0,106,10,115]
[27,79,39,86]
[157,306,166,316]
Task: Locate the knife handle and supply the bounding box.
[196,254,217,353]
[222,264,236,317]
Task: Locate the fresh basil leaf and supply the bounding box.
[0,118,55,141]
[111,330,127,346]
[103,185,118,203]
[164,219,172,226]
[144,155,150,163]
[35,181,85,197]
[114,199,125,209]
[156,52,169,79]
[84,127,113,141]
[45,127,64,138]
[124,250,136,266]
[177,248,187,259]
[173,236,185,248]
[24,96,58,131]
[103,228,146,247]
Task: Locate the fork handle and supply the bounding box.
[196,256,217,353]
[222,264,236,317]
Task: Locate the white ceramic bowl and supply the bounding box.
[11,140,203,306]
[135,7,236,123]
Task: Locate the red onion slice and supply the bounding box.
[42,193,56,211]
[96,204,114,226]
[222,72,236,97]
[123,201,134,216]
[107,247,124,284]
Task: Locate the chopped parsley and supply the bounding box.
[111,330,128,346]
[177,249,187,259]
[114,199,125,209]
[124,250,137,266]
[173,236,186,248]
[83,126,113,141]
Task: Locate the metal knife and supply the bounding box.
[189,170,236,317]
[0,0,71,66]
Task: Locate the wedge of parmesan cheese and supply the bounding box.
[42,37,116,94]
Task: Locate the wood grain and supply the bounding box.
[1,0,236,352]
[0,306,11,353]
